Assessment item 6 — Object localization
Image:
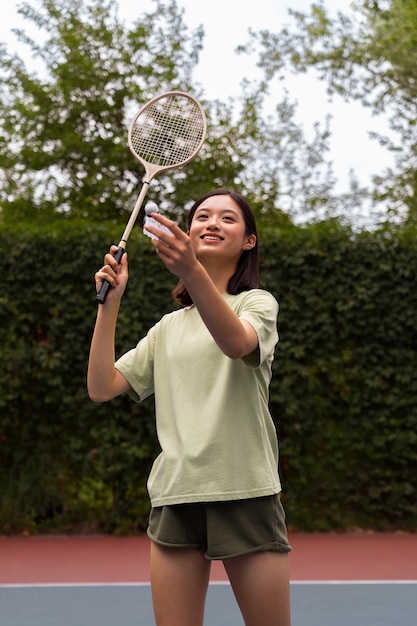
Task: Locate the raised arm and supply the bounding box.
[87,247,131,402]
[181,263,258,359]
[145,214,259,360]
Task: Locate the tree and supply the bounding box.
[245,0,417,225]
[0,0,348,228]
[0,0,205,221]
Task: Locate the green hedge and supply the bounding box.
[1,220,416,533]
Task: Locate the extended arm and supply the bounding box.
[145,215,258,360]
[181,263,258,359]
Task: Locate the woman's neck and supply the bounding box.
[200,259,236,294]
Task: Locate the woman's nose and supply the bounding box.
[207,216,220,228]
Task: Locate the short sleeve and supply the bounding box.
[114,323,159,402]
[237,290,279,368]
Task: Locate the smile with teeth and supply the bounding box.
[201,234,224,240]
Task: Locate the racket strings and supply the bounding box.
[130,95,205,167]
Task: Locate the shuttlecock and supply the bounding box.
[144,202,159,216]
[143,203,173,240]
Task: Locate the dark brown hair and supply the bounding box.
[172,189,260,306]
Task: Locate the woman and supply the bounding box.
[88,189,291,626]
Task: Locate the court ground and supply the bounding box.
[1,532,416,625]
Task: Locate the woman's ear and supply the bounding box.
[243,234,257,250]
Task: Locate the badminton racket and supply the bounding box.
[96,91,207,304]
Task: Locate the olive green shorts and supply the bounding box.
[147,493,291,560]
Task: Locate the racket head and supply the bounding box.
[128,91,207,180]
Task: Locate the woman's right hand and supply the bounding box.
[95,245,129,302]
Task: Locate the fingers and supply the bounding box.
[94,246,128,293]
[145,216,198,279]
[143,212,180,242]
[103,247,122,282]
[106,245,124,267]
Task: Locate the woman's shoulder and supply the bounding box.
[156,304,192,327]
[225,289,278,309]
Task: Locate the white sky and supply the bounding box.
[1,0,394,196]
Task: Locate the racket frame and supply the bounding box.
[96,91,207,304]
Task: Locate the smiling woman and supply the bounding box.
[186,195,256,278]
[87,187,291,625]
[171,189,259,307]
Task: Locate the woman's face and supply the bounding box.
[188,194,256,265]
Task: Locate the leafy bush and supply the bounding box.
[1,220,416,533]
[264,223,417,531]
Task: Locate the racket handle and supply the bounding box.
[96,245,125,305]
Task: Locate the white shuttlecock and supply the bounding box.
[144,202,159,216]
[143,203,173,240]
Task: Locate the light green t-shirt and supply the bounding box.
[115,289,281,507]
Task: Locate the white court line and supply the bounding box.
[290,580,417,585]
[0,582,151,588]
[1,580,416,588]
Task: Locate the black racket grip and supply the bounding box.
[96,245,125,305]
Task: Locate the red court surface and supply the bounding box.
[1,533,416,585]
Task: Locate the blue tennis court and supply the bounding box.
[1,581,416,625]
[1,533,416,625]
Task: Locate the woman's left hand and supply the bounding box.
[144,212,199,278]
